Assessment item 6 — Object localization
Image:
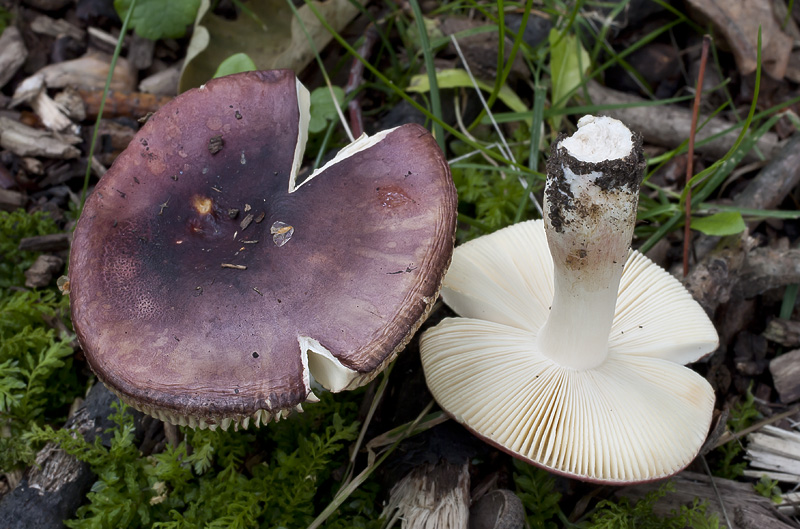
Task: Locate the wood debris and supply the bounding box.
[769,350,800,404]
[618,470,796,529]
[30,14,86,41]
[746,425,800,483]
[0,27,28,90]
[0,117,81,159]
[764,320,800,348]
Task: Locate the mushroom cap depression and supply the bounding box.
[420,220,718,483]
[70,70,457,429]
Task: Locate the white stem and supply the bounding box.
[537,116,643,370]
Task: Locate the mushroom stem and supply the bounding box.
[537,116,645,370]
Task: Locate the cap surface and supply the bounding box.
[420,219,717,483]
[70,70,456,427]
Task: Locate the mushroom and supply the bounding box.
[69,70,457,430]
[419,116,718,484]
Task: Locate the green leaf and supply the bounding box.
[115,0,201,40]
[213,53,256,79]
[548,29,590,125]
[407,68,528,114]
[690,211,746,236]
[308,86,345,134]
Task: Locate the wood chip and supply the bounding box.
[25,255,64,288]
[0,27,28,90]
[746,425,800,483]
[12,52,135,100]
[770,349,800,403]
[764,319,800,348]
[0,189,27,212]
[221,263,246,270]
[0,117,81,159]
[30,15,86,41]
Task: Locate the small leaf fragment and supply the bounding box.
[690,211,746,236]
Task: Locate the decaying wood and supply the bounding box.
[586,81,781,163]
[734,247,800,299]
[0,383,135,529]
[0,189,27,212]
[617,471,796,529]
[18,233,70,252]
[383,461,470,529]
[0,27,28,90]
[77,88,173,120]
[24,254,64,288]
[769,350,800,404]
[764,320,800,348]
[0,117,81,159]
[745,425,800,483]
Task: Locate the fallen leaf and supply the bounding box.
[685,0,792,79]
[180,0,363,93]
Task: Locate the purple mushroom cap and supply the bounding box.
[69,70,456,429]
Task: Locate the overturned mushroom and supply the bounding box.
[420,116,717,484]
[69,70,456,430]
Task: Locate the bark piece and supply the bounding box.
[617,470,796,529]
[0,189,27,212]
[18,233,71,252]
[764,319,800,348]
[0,117,81,159]
[586,82,781,163]
[770,349,800,404]
[0,383,136,529]
[24,254,64,288]
[686,0,792,79]
[0,27,28,90]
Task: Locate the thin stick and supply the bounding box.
[683,35,711,277]
[345,24,379,138]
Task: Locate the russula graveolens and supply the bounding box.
[420,116,718,484]
[69,70,457,430]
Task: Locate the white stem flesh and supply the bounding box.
[537,116,640,370]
